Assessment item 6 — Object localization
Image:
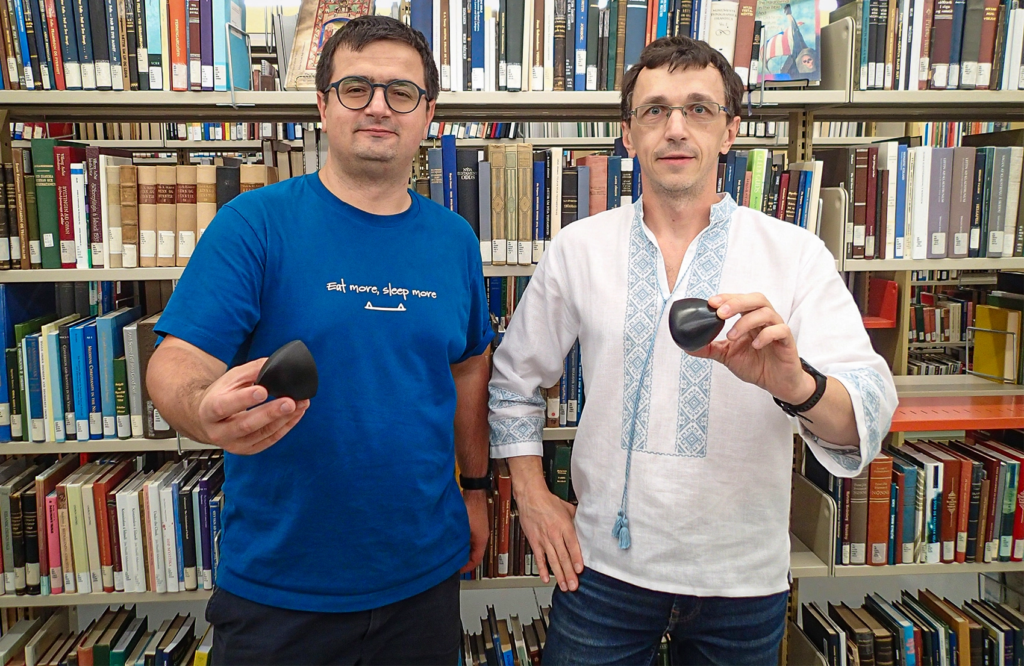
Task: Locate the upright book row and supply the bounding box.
[0,451,224,599]
[0,0,246,91]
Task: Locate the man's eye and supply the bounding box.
[691,105,709,114]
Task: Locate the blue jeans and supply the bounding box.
[542,568,788,666]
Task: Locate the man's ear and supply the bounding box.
[720,114,741,154]
[317,91,328,133]
[621,120,635,158]
[423,99,436,140]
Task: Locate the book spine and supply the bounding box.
[123,0,138,89]
[187,0,199,89]
[106,490,123,590]
[168,0,186,90]
[46,491,61,593]
[103,0,123,89]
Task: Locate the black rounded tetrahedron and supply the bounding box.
[668,298,726,352]
[256,340,319,401]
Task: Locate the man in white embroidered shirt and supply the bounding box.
[488,36,897,665]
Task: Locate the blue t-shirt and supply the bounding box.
[156,174,493,612]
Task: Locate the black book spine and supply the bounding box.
[57,281,75,318]
[88,0,111,88]
[564,0,574,89]
[6,349,21,440]
[23,490,39,595]
[0,166,10,270]
[124,0,139,89]
[179,486,197,582]
[215,167,240,209]
[22,0,42,88]
[135,0,148,90]
[544,151,552,241]
[561,167,578,226]
[59,324,76,440]
[456,149,480,238]
[30,0,52,89]
[74,282,91,317]
[969,149,986,257]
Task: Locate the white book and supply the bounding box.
[878,142,899,259]
[159,463,185,593]
[191,480,203,590]
[450,0,463,91]
[24,610,68,666]
[1002,147,1023,257]
[485,0,498,92]
[100,155,133,270]
[543,0,555,90]
[550,148,563,246]
[0,618,44,664]
[899,447,942,564]
[67,466,94,593]
[71,164,90,269]
[911,147,931,260]
[114,473,137,593]
[38,338,51,443]
[145,474,167,594]
[707,1,739,66]
[126,473,148,592]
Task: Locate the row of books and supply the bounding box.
[716,149,824,233]
[0,0,247,92]
[0,451,224,598]
[463,441,574,582]
[0,281,182,444]
[797,591,1024,666]
[0,139,283,272]
[397,0,820,95]
[803,432,1023,568]
[831,0,1024,92]
[817,135,1024,261]
[10,121,308,145]
[0,606,214,666]
[906,351,965,376]
[916,122,1022,150]
[462,607,672,666]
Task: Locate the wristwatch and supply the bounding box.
[773,358,827,423]
[459,472,493,491]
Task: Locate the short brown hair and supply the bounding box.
[315,15,440,103]
[620,36,744,122]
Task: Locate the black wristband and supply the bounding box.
[773,358,827,423]
[459,473,493,491]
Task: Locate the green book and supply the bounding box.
[94,606,137,666]
[109,616,148,666]
[13,314,56,441]
[607,0,618,91]
[29,139,73,269]
[23,174,41,268]
[586,0,600,89]
[113,356,129,439]
[552,443,572,501]
[748,149,770,213]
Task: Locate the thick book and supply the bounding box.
[456,149,480,238]
[155,165,177,267]
[175,165,197,266]
[137,313,174,439]
[196,165,217,242]
[214,165,240,211]
[121,164,140,269]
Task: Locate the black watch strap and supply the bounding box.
[459,473,493,491]
[773,358,827,423]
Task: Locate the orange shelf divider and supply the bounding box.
[891,394,1024,432]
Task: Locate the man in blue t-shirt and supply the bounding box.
[148,16,494,665]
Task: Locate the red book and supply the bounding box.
[92,460,132,592]
[42,0,64,90]
[777,172,791,220]
[168,0,189,90]
[867,454,893,565]
[865,147,879,259]
[921,441,973,562]
[53,146,86,268]
[495,460,512,577]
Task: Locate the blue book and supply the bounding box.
[45,329,65,443]
[96,306,142,438]
[83,321,102,439]
[577,166,590,220]
[618,0,643,68]
[724,151,737,199]
[410,0,432,50]
[24,334,43,441]
[171,466,189,586]
[471,0,484,88]
[566,345,578,427]
[895,144,908,259]
[655,0,669,38]
[532,159,545,264]
[209,492,222,586]
[559,355,568,426]
[607,156,622,209]
[794,170,808,229]
[733,153,748,204]
[633,158,641,199]
[866,593,918,666]
[103,0,122,88]
[27,0,52,89]
[574,0,587,91]
[70,0,95,90]
[69,318,93,441]
[888,481,898,565]
[891,456,918,564]
[487,278,501,321]
[0,284,55,442]
[441,135,457,213]
[949,0,967,87]
[12,0,33,88]
[212,0,227,89]
[576,342,583,421]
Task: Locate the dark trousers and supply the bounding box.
[207,575,462,666]
[542,568,789,666]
